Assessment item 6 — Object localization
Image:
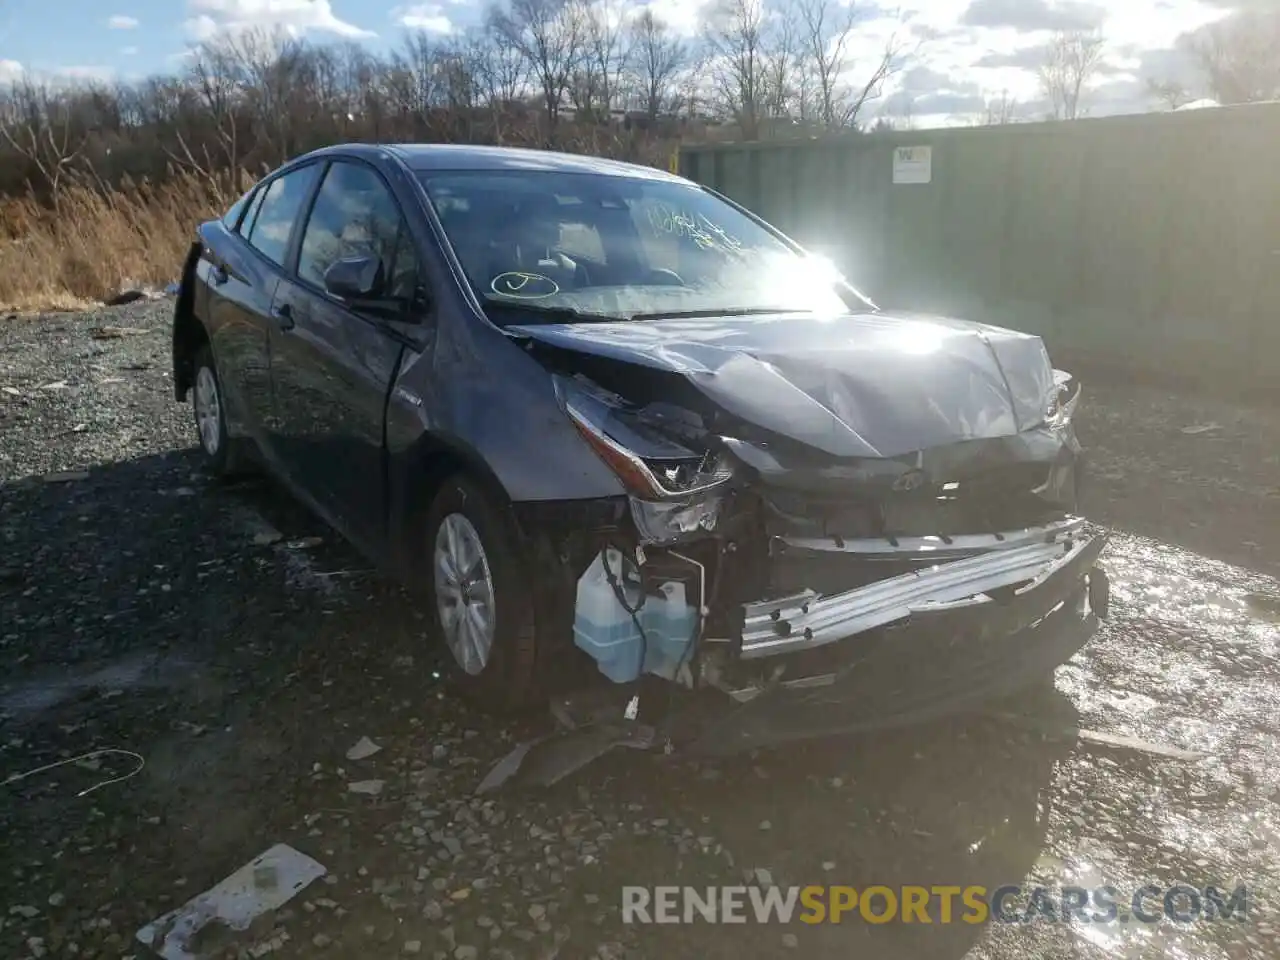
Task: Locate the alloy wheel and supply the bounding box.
[433,512,496,675]
[194,366,222,456]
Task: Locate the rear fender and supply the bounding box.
[172,240,204,401]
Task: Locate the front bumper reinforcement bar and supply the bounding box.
[740,532,1107,659]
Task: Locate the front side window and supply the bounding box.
[246,164,320,267]
[418,170,868,323]
[298,161,416,298]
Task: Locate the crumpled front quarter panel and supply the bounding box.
[388,308,626,503]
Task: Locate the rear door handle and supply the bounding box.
[271,302,295,331]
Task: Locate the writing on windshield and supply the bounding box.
[644,202,743,254]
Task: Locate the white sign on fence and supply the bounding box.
[892,145,932,184]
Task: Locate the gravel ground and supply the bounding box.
[2,299,1280,960]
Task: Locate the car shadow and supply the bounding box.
[549,691,1077,960]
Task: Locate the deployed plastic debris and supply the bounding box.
[475,722,656,794]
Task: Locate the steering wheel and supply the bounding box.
[647,268,686,286]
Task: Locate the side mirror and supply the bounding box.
[323,255,385,300]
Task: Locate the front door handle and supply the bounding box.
[271,302,295,331]
[210,264,229,286]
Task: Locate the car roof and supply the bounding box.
[297,142,687,183]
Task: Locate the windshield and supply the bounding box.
[417,170,871,323]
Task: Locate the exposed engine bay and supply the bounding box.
[507,311,1111,729]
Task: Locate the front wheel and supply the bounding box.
[424,475,542,711]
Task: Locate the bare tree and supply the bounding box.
[703,0,771,139]
[676,47,710,119]
[629,9,685,121]
[0,78,87,205]
[184,43,242,171]
[468,26,531,139]
[1145,77,1192,111]
[762,3,798,123]
[577,0,629,120]
[981,88,1018,124]
[795,0,905,128]
[1038,28,1105,120]
[491,0,585,126]
[397,30,444,113]
[1186,11,1280,105]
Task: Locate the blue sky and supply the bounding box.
[0,1,1244,124]
[0,0,482,82]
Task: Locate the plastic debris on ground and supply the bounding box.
[345,736,382,761]
[135,843,326,959]
[476,690,657,794]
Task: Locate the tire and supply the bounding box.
[423,474,542,711]
[191,342,252,479]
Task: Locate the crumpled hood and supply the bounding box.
[510,311,1056,459]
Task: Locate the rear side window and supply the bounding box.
[246,165,320,266]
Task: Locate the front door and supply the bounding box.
[267,159,424,553]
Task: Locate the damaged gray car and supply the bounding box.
[173,143,1109,755]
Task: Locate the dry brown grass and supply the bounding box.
[0,169,251,313]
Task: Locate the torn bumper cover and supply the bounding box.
[693,528,1108,754]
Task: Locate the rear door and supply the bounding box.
[267,158,426,553]
[199,163,320,447]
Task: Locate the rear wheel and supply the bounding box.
[191,342,252,479]
[424,475,542,710]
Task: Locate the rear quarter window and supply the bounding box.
[221,190,252,230]
[237,189,267,239]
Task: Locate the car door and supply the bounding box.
[201,163,320,449]
[267,158,425,554]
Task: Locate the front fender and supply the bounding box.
[386,323,626,505]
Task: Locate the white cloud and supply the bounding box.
[108,14,140,29]
[121,46,140,56]
[9,64,116,86]
[645,0,712,36]
[184,0,375,41]
[393,3,454,34]
[0,60,120,88]
[60,65,116,81]
[869,0,1235,125]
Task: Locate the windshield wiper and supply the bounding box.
[627,306,814,321]
[481,298,621,324]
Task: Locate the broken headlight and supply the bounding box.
[555,375,734,543]
[629,492,725,543]
[1046,369,1082,428]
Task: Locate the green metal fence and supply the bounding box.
[679,104,1280,388]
